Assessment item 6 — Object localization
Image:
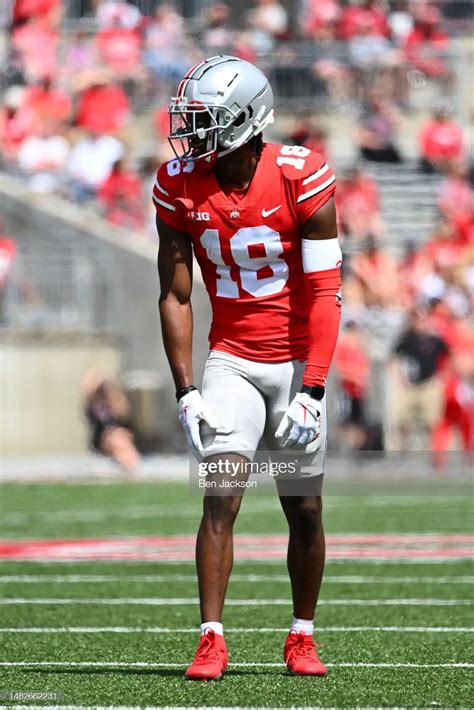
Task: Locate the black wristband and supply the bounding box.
[301,384,325,401]
[176,385,197,402]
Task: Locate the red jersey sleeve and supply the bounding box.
[277,146,336,224]
[152,161,188,232]
[294,153,336,223]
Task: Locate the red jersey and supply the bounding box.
[75,84,130,134]
[337,6,389,39]
[423,237,464,268]
[419,120,464,162]
[14,0,58,21]
[96,28,142,72]
[0,237,17,286]
[153,143,336,362]
[334,332,369,399]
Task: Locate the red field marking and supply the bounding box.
[0,534,473,561]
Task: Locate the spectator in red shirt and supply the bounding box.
[438,162,472,222]
[334,319,371,450]
[12,15,59,80]
[98,159,144,230]
[423,216,465,269]
[0,86,29,161]
[432,351,474,469]
[419,106,465,174]
[0,235,17,325]
[336,165,384,239]
[21,77,72,129]
[0,235,17,287]
[13,0,60,24]
[403,6,450,81]
[337,0,389,40]
[300,0,340,39]
[75,80,130,134]
[452,201,474,248]
[95,19,143,79]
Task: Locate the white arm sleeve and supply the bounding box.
[302,237,342,274]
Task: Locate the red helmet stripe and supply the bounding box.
[184,59,207,79]
[177,60,208,98]
[177,78,189,98]
[177,57,227,99]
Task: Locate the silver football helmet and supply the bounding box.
[168,55,274,162]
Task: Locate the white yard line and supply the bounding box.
[0,498,459,526]
[0,556,469,565]
[0,501,282,526]
[0,626,472,634]
[0,574,472,584]
[0,598,471,606]
[0,661,472,669]
[0,708,437,710]
[1,507,200,525]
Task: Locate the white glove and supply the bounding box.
[178,389,218,460]
[275,392,322,449]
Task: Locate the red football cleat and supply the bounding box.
[284,630,328,676]
[185,629,228,681]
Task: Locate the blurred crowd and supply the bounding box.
[326,129,473,462]
[331,234,473,463]
[0,0,468,228]
[0,0,472,462]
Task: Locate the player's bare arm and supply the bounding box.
[301,196,338,242]
[156,213,194,390]
[157,213,218,458]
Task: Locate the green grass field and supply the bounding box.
[0,481,473,709]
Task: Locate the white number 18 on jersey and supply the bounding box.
[200,226,289,298]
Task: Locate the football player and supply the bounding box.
[155,56,342,680]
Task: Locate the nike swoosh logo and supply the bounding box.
[261,205,282,218]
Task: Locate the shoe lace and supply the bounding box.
[290,632,323,660]
[194,632,224,666]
